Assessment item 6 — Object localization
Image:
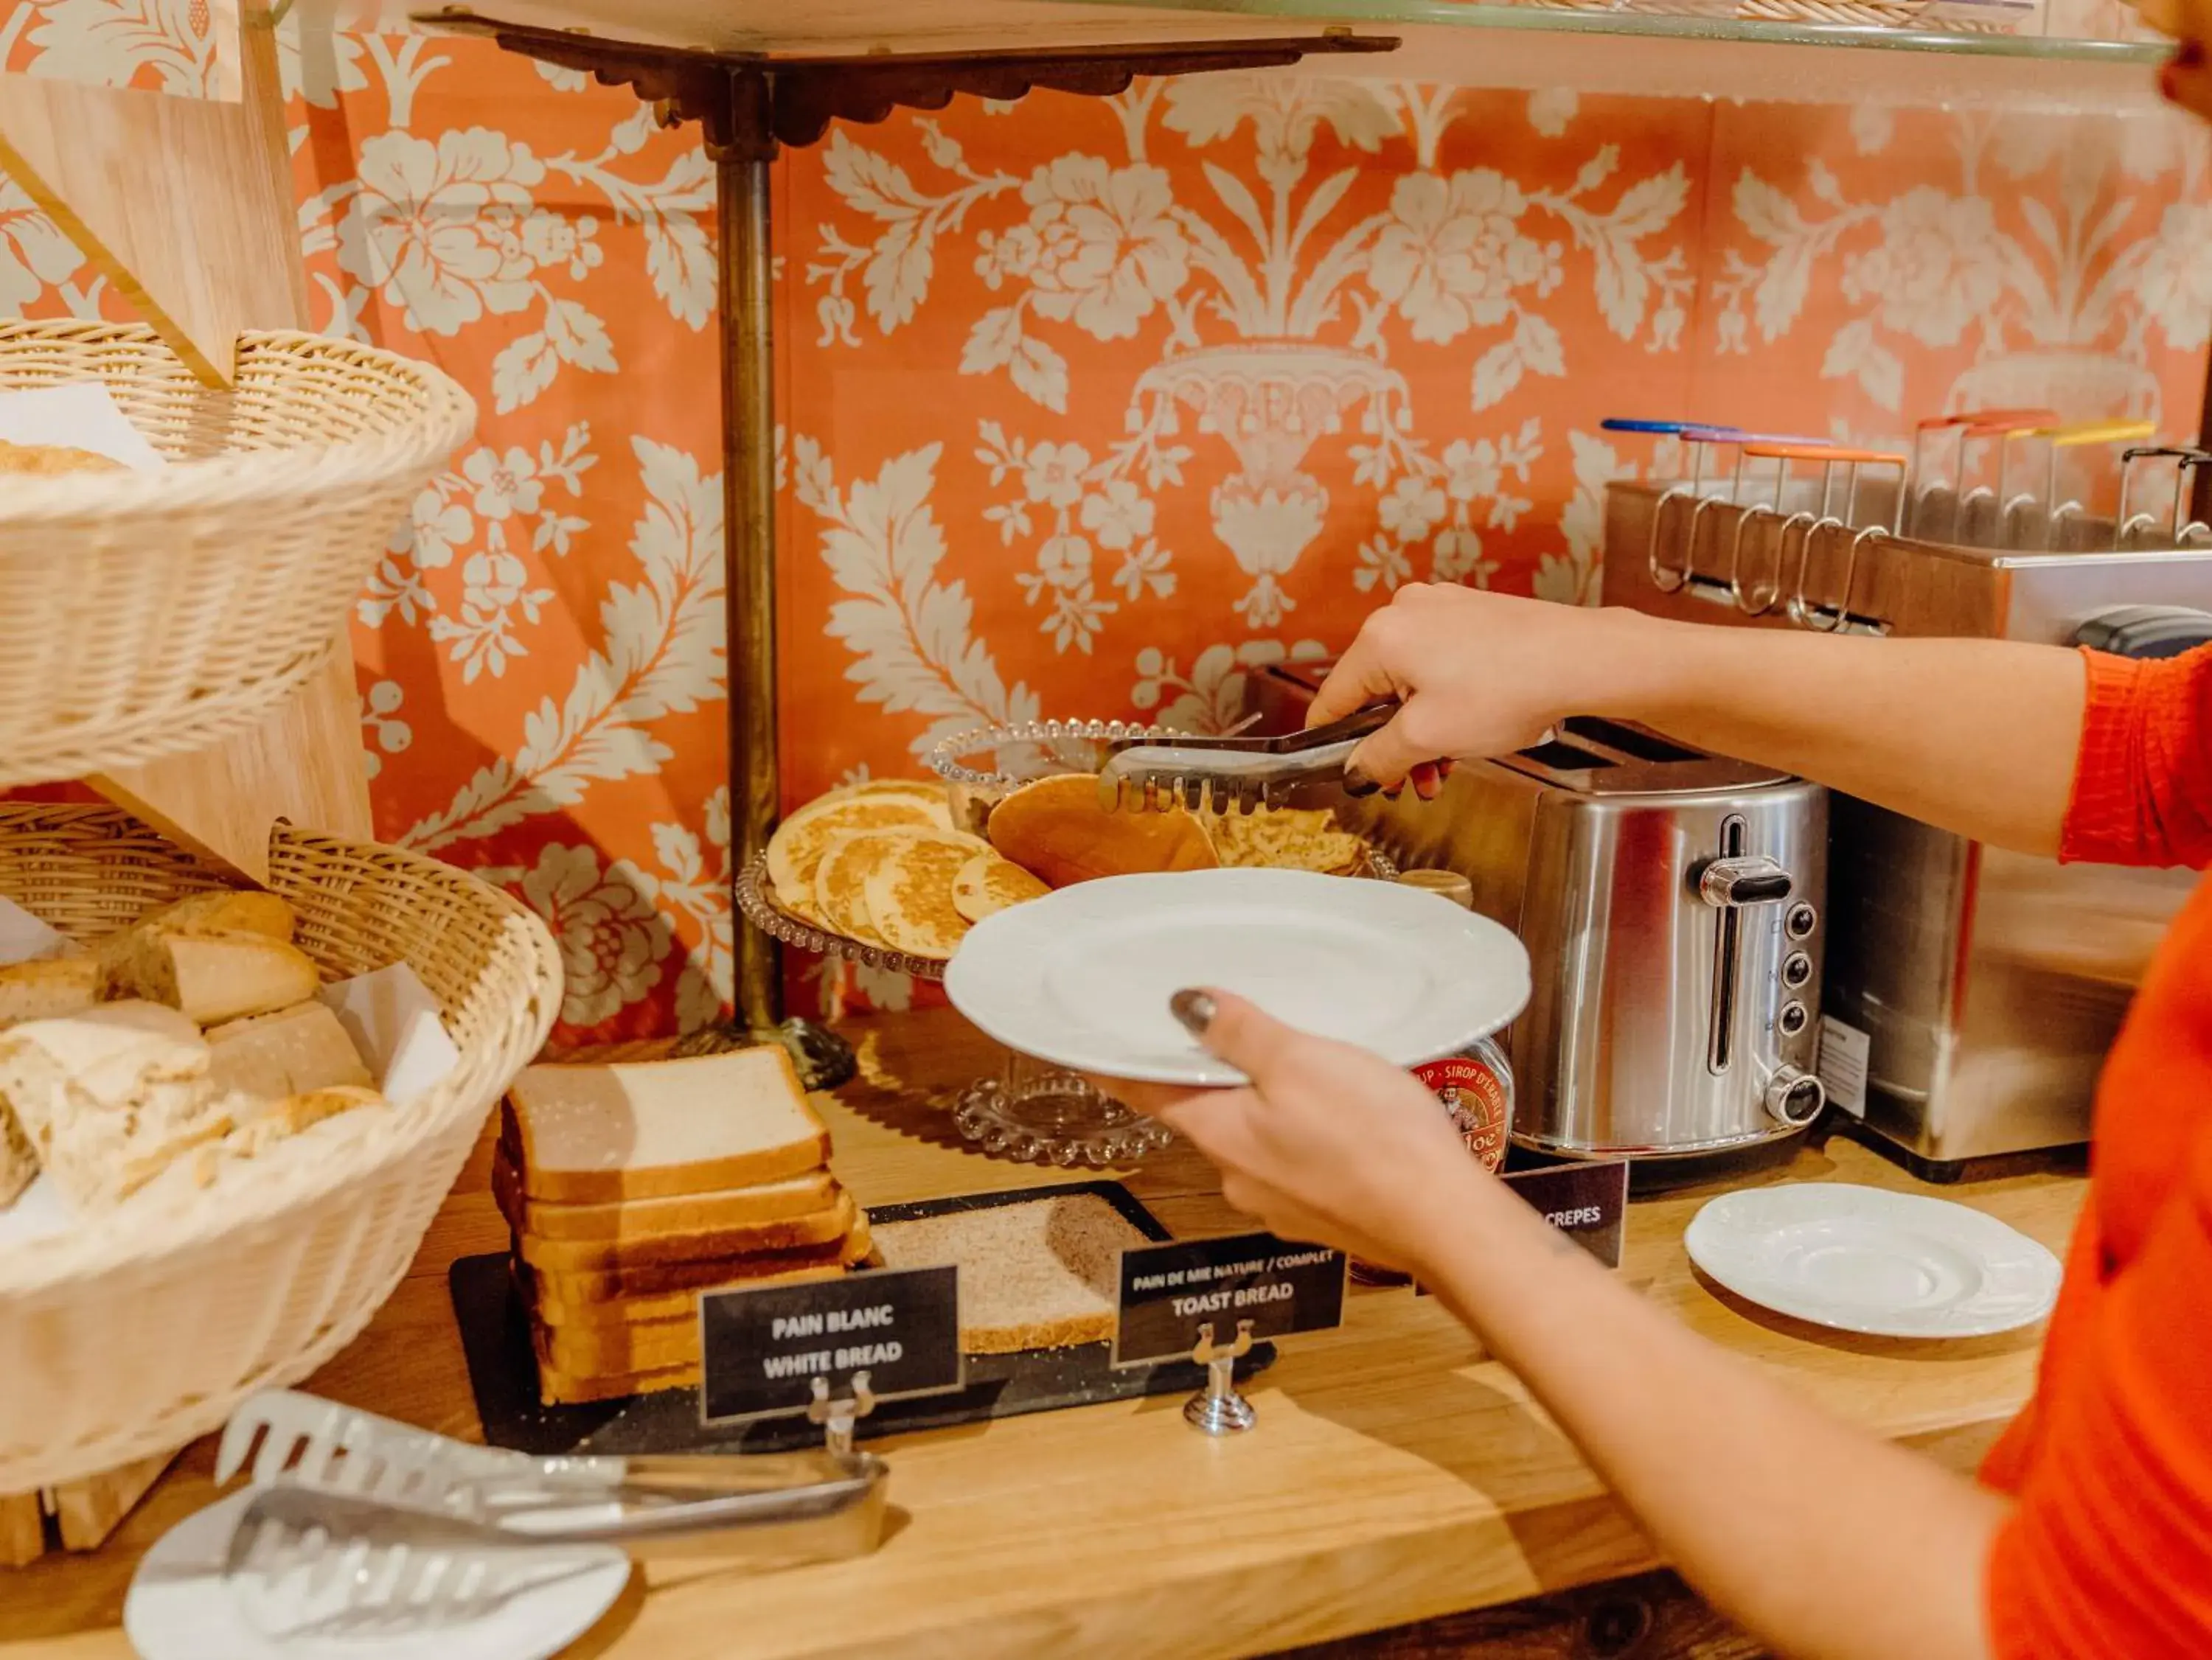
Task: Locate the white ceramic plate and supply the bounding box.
[945,868,1532,1087]
[125,1489,631,1660]
[1685,1183,2062,1339]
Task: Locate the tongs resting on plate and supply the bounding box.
[1097,703,1396,814]
[215,1387,888,1602]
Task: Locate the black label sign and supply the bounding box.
[1504,1160,1630,1267]
[1112,1232,1346,1367]
[698,1264,964,1426]
[1415,1160,1630,1296]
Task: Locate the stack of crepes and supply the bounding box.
[497,1048,872,1406]
[764,773,1368,963]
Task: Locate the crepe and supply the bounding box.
[1209,806,1366,875]
[765,791,951,920]
[952,851,1051,922]
[815,828,982,945]
[863,835,981,959]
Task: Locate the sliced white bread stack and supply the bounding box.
[0,889,387,1210]
[498,1048,871,1405]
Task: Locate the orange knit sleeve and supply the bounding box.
[1983,1126,2212,1657]
[2060,645,2212,870]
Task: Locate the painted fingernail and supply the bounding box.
[1343,771,1381,798]
[1169,988,1217,1036]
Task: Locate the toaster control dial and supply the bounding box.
[1698,856,1794,909]
[1764,1066,1826,1127]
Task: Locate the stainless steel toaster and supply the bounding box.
[1245,666,1829,1160]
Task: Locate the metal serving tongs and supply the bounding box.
[1096,702,1397,814]
[216,1388,888,1597]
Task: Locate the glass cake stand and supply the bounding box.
[735,851,1175,1165]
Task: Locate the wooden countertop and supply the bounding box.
[0,1008,2087,1659]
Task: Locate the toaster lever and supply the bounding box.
[1698,857,1793,908]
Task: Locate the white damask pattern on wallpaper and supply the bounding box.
[3,4,2209,1039]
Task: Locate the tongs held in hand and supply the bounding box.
[1097,703,1395,814]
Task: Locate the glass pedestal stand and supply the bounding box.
[737,853,1172,1167]
[953,1056,1172,1166]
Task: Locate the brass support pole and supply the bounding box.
[720,106,780,1031]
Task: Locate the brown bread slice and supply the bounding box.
[872,1193,1149,1353]
[501,1048,829,1203]
[514,1190,858,1272]
[492,1151,836,1242]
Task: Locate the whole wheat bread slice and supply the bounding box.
[501,1048,829,1203]
[492,1151,839,1242]
[873,1193,1149,1354]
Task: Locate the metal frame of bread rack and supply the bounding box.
[414,10,1397,1042]
[1607,425,2212,641]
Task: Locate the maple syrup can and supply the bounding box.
[1349,873,1515,1286]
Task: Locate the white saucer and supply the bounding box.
[945,867,1531,1087]
[125,1488,631,1660]
[1685,1183,2062,1339]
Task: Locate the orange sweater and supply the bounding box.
[1980,645,2212,1657]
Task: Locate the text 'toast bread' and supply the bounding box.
[523,1218,874,1306]
[0,958,97,1030]
[97,927,320,1026]
[133,890,296,944]
[501,1047,830,1204]
[985,773,1218,889]
[514,1189,860,1272]
[491,1152,840,1242]
[206,1002,372,1102]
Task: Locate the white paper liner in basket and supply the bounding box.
[0,807,560,1494]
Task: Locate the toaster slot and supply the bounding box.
[1708,816,1746,1076]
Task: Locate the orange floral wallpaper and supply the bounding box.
[4,6,2209,1040]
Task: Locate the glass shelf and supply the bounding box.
[1072,0,2173,109]
[416,0,2175,116]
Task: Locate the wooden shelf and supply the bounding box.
[412,0,2172,111]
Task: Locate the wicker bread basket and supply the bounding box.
[0,321,475,787]
[0,804,560,1493]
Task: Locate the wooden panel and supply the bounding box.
[0,80,282,387]
[49,1452,178,1555]
[29,5,374,868]
[0,1492,44,1569]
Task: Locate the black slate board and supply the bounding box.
[451,1179,1276,1456]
